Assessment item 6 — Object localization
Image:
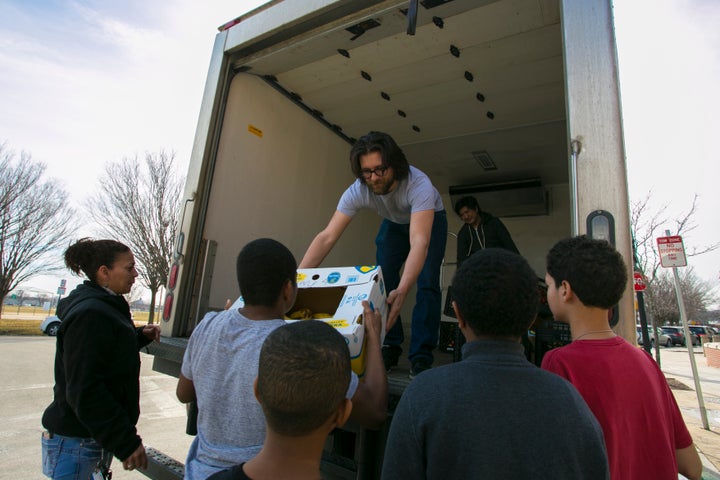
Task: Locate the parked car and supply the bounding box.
[660,326,686,347]
[688,325,714,346]
[636,325,671,348]
[40,315,61,336]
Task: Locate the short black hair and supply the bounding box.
[257,320,350,436]
[236,238,297,307]
[546,235,627,308]
[64,238,131,283]
[349,131,409,184]
[451,248,538,337]
[453,196,480,216]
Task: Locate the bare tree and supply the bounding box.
[86,151,183,324]
[0,143,76,317]
[631,191,720,325]
[631,191,720,283]
[125,283,145,308]
[644,269,717,326]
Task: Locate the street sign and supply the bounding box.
[633,271,646,291]
[657,235,687,268]
[57,287,66,295]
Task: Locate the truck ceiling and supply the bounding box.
[221,0,568,191]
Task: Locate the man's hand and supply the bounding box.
[122,443,148,471]
[385,288,407,332]
[141,324,161,342]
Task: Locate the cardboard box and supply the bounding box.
[231,266,387,376]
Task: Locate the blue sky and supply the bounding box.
[0,0,718,301]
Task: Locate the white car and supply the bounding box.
[40,315,61,336]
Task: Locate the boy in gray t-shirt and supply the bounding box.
[176,238,387,480]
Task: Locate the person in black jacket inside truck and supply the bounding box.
[41,238,160,479]
[448,196,521,357]
[454,195,519,268]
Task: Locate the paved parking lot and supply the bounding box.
[0,336,190,480]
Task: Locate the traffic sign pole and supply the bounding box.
[636,290,652,357]
[633,271,656,358]
[53,279,67,316]
[662,230,708,430]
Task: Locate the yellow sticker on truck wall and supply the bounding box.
[248,125,263,137]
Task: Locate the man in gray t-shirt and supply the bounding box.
[300,131,447,379]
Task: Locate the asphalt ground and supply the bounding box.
[1,336,719,480]
[0,336,190,480]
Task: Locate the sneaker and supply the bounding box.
[409,359,432,379]
[381,346,402,373]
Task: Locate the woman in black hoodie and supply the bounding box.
[41,238,160,479]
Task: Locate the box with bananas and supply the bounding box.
[289,266,386,376]
[231,266,386,376]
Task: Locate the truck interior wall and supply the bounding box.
[194,77,573,330]
[200,73,382,309]
[500,183,570,276]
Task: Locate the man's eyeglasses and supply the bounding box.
[360,166,388,179]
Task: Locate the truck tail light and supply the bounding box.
[162,294,173,322]
[168,264,179,290]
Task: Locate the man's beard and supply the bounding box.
[370,175,395,195]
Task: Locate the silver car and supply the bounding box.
[636,325,672,348]
[40,315,61,336]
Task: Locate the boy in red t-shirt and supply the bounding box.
[541,235,701,480]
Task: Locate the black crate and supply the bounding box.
[438,321,458,353]
[533,320,571,365]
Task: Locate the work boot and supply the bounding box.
[409,358,432,379]
[381,346,402,373]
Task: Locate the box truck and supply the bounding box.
[144,0,634,478]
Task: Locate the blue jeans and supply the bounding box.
[41,432,108,479]
[376,210,448,364]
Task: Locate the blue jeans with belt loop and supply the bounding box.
[376,210,448,365]
[41,431,107,480]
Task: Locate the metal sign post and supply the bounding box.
[54,279,67,315]
[658,232,709,430]
[633,272,659,363]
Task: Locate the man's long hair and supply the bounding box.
[349,131,409,184]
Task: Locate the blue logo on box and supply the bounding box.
[342,292,368,307]
[327,272,341,284]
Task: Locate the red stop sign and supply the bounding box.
[633,272,646,292]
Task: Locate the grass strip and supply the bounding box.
[0,318,150,336]
[0,319,43,336]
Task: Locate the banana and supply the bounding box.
[287,308,313,320]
